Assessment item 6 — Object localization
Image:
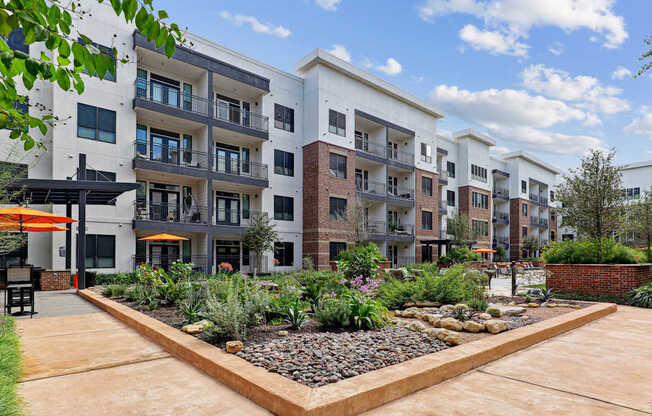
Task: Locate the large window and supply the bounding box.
[329,197,347,221]
[85,234,115,268]
[522,226,528,238]
[274,242,294,267]
[472,220,489,237]
[329,242,347,262]
[422,176,432,197]
[471,164,487,183]
[472,192,489,209]
[85,169,116,182]
[521,180,527,194]
[328,109,346,137]
[274,196,294,221]
[274,104,294,132]
[274,149,294,177]
[422,211,433,230]
[447,190,456,206]
[329,153,347,179]
[420,143,432,163]
[622,187,641,200]
[522,203,528,217]
[447,161,456,178]
[77,103,116,143]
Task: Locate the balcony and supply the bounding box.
[438,200,448,215]
[395,256,416,267]
[387,185,414,203]
[215,208,263,228]
[213,155,268,187]
[363,219,387,236]
[356,179,386,200]
[493,187,509,200]
[134,81,210,122]
[387,147,415,167]
[539,196,549,206]
[492,212,509,225]
[133,201,211,233]
[133,140,210,178]
[493,236,509,248]
[355,137,387,159]
[530,216,549,228]
[214,101,268,137]
[388,223,415,239]
[437,168,449,185]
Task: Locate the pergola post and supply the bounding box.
[77,154,87,290]
[65,202,72,269]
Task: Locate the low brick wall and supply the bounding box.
[40,270,71,291]
[546,263,652,297]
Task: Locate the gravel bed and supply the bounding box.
[236,326,449,387]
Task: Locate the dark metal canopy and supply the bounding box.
[8,178,139,205]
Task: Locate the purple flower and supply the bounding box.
[330,291,336,298]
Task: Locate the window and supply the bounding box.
[7,28,28,54]
[85,169,116,182]
[85,234,115,268]
[274,196,294,221]
[136,68,148,97]
[329,197,347,220]
[274,104,294,132]
[447,190,456,206]
[472,220,489,237]
[422,211,433,230]
[422,176,432,197]
[329,242,347,262]
[447,161,456,178]
[13,98,28,115]
[328,109,346,136]
[471,164,487,183]
[182,84,192,111]
[329,153,347,178]
[274,150,294,177]
[420,143,432,163]
[522,227,528,238]
[0,161,27,179]
[521,180,527,194]
[80,41,116,81]
[77,103,116,143]
[622,187,641,200]
[274,242,294,267]
[522,203,528,217]
[472,192,489,209]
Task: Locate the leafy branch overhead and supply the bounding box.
[0,0,185,150]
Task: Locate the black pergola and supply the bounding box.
[7,154,139,289]
[421,239,477,260]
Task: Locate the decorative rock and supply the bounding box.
[454,303,469,311]
[556,303,571,308]
[486,306,502,318]
[435,328,462,345]
[181,319,213,334]
[440,304,455,312]
[427,314,443,327]
[521,315,530,321]
[226,341,244,353]
[404,301,441,308]
[277,330,289,337]
[501,306,526,316]
[545,303,558,308]
[570,304,582,309]
[462,320,485,333]
[402,308,417,318]
[408,321,427,332]
[439,317,463,332]
[477,313,492,320]
[527,303,539,308]
[393,310,402,317]
[485,320,509,334]
[415,312,428,321]
[516,303,529,308]
[508,301,517,306]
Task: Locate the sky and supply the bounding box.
[156,0,652,171]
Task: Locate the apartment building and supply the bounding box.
[0,2,566,274]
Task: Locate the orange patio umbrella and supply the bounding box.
[472,248,496,254]
[0,206,76,232]
[138,233,189,241]
[0,222,67,232]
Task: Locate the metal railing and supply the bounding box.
[136,81,210,116]
[493,212,509,225]
[387,147,415,165]
[134,201,210,224]
[356,179,386,196]
[395,256,415,267]
[388,223,415,236]
[493,236,509,247]
[214,101,268,133]
[387,185,414,200]
[529,193,539,203]
[214,155,268,180]
[439,200,448,214]
[539,196,549,206]
[363,219,386,235]
[493,187,509,199]
[530,216,548,228]
[133,140,210,170]
[471,174,487,183]
[133,255,208,271]
[354,137,386,158]
[437,168,448,181]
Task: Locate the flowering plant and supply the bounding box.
[218,262,233,273]
[349,275,380,294]
[272,258,280,266]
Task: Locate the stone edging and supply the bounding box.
[78,290,616,416]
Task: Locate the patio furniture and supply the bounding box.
[4,265,35,317]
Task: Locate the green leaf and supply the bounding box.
[25,59,40,77]
[158,10,168,19]
[45,34,60,50]
[154,26,167,49]
[110,0,122,15]
[71,42,84,67]
[58,40,70,58]
[10,129,21,139]
[32,25,49,42]
[0,10,12,37]
[22,72,34,89]
[55,67,70,90]
[56,55,70,67]
[62,10,72,26]
[40,51,50,62]
[123,0,138,21]
[95,54,107,80]
[41,62,54,79]
[82,47,96,76]
[0,51,13,68]
[23,137,35,151]
[73,77,84,94]
[135,6,148,28]
[164,34,175,58]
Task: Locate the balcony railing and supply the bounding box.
[387,185,414,201]
[493,187,509,199]
[539,196,549,206]
[420,154,432,163]
[492,212,509,225]
[439,200,448,214]
[387,147,414,165]
[471,174,487,183]
[493,236,509,248]
[134,201,210,224]
[134,141,210,170]
[388,223,415,236]
[133,255,208,271]
[529,193,539,203]
[437,168,448,181]
[363,219,386,235]
[530,217,549,228]
[356,179,386,196]
[214,156,268,181]
[354,137,387,158]
[215,208,264,227]
[214,101,268,133]
[135,81,210,116]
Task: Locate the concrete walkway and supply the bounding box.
[2,289,101,319]
[365,305,652,415]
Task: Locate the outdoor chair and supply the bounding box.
[4,266,35,317]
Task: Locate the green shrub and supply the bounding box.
[336,244,385,280]
[284,297,309,330]
[627,282,652,308]
[155,275,190,306]
[437,247,481,265]
[126,284,156,306]
[413,266,487,306]
[467,298,488,312]
[168,261,194,282]
[406,262,438,275]
[267,276,307,318]
[376,277,417,309]
[314,289,390,330]
[178,283,206,324]
[96,272,136,286]
[314,295,352,328]
[0,316,24,416]
[102,284,127,298]
[543,238,638,264]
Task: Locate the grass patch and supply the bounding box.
[525,284,546,289]
[551,292,628,305]
[0,316,24,416]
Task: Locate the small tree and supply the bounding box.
[0,159,30,258]
[447,213,473,245]
[345,194,367,246]
[556,149,624,262]
[522,235,541,258]
[622,191,652,261]
[241,212,279,276]
[494,245,507,261]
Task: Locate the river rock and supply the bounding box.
[226,341,244,353]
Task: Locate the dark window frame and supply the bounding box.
[472,192,489,209]
[274,241,294,267]
[329,152,347,179]
[85,234,116,269]
[329,242,347,262]
[79,40,117,82]
[447,161,456,178]
[422,210,433,230]
[274,103,295,132]
[521,180,527,194]
[273,195,294,221]
[328,109,346,137]
[422,176,433,197]
[447,190,456,207]
[329,197,347,221]
[77,103,116,144]
[522,203,528,217]
[274,149,294,177]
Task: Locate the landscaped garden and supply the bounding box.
[0,316,23,416]
[95,243,588,388]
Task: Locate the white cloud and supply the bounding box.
[429,84,607,156]
[521,64,630,115]
[583,113,602,127]
[458,24,528,57]
[219,11,291,38]
[418,0,628,52]
[327,44,351,63]
[624,107,652,138]
[316,0,342,11]
[490,145,511,156]
[548,41,564,56]
[375,58,403,76]
[611,66,632,80]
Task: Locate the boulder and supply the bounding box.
[462,320,485,333]
[521,315,530,321]
[433,328,462,345]
[415,311,428,321]
[402,308,418,318]
[423,328,442,339]
[440,317,463,332]
[487,304,525,316]
[527,303,540,308]
[404,301,441,308]
[454,303,469,311]
[485,320,509,334]
[545,303,558,308]
[181,319,213,335]
[226,341,244,353]
[393,310,402,317]
[427,314,443,327]
[556,303,571,308]
[440,304,455,312]
[516,303,529,308]
[408,321,427,332]
[570,304,582,309]
[277,330,289,337]
[477,313,492,320]
[485,306,502,318]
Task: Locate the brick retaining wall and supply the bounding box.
[40,270,71,291]
[546,263,652,297]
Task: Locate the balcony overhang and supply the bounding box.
[133,97,210,124]
[357,191,386,203]
[355,110,415,136]
[133,158,209,179]
[211,118,269,141]
[492,169,510,177]
[386,234,415,242]
[387,196,415,208]
[211,172,269,188]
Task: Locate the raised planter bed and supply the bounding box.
[546,263,652,297]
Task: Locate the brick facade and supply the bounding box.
[546,264,652,297]
[303,141,356,270]
[510,198,531,259]
[458,185,491,248]
[40,270,71,291]
[415,169,439,263]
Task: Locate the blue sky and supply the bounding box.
[157,0,651,170]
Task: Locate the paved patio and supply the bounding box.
[2,289,101,319]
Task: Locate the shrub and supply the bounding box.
[302,256,315,271]
[102,284,127,298]
[486,306,501,317]
[155,274,190,306]
[336,244,385,280]
[127,284,156,307]
[0,316,23,416]
[543,238,638,264]
[168,261,194,282]
[627,282,652,308]
[376,277,417,310]
[437,247,480,265]
[345,290,390,329]
[284,298,309,330]
[267,276,307,318]
[178,284,206,324]
[412,266,487,307]
[314,295,352,328]
[467,298,488,312]
[96,272,136,286]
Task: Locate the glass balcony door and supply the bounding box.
[216,193,240,225]
[150,243,179,271]
[150,189,179,222]
[150,76,180,108]
[216,147,240,175]
[151,134,180,165]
